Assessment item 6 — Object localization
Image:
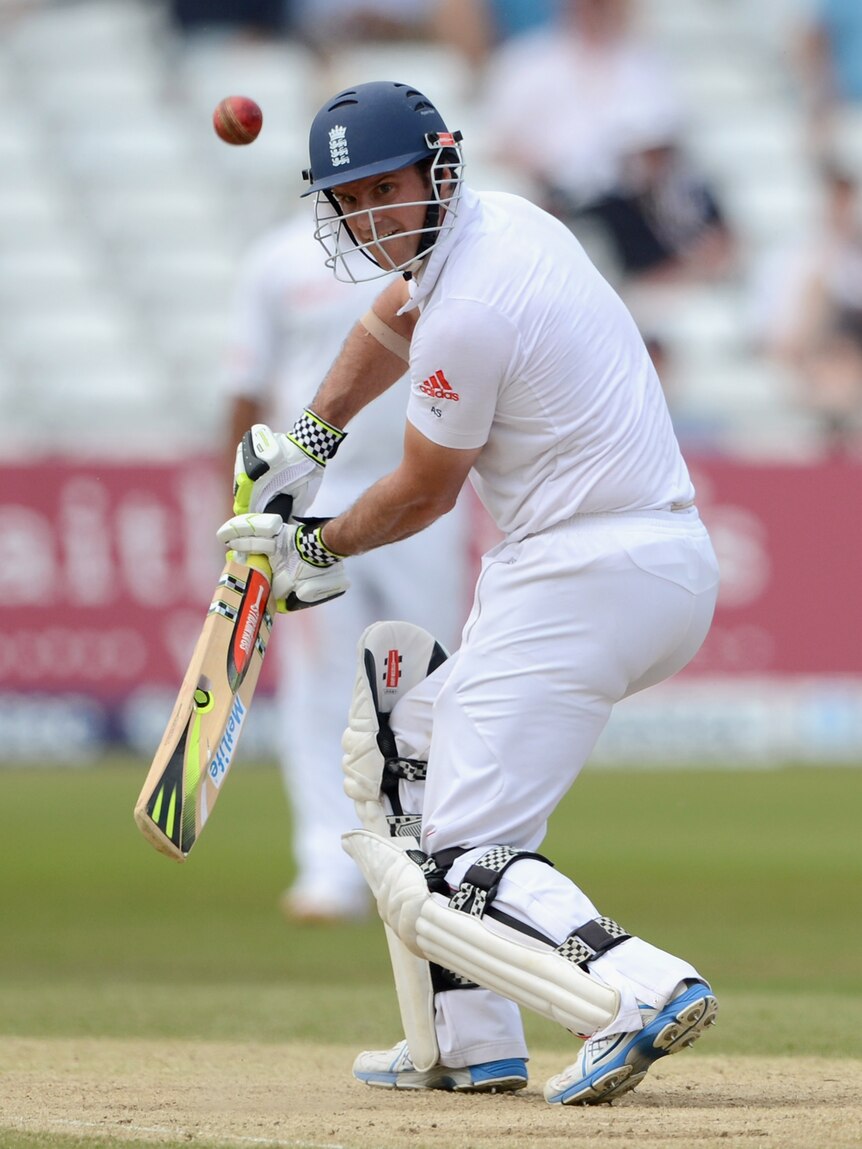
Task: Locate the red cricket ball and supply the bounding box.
[212,95,263,146]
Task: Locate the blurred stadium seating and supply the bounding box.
[0,0,838,457]
[2,0,860,766]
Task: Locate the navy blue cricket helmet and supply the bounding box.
[302,81,457,194]
[301,81,464,282]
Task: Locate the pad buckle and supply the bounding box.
[556,917,630,968]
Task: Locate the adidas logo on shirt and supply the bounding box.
[418,369,460,401]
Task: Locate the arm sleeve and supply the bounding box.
[406,298,520,449]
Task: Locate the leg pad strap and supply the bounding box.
[448,845,553,917]
[343,829,619,1037]
[437,845,631,968]
[558,917,630,967]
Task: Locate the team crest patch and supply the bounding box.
[329,124,349,167]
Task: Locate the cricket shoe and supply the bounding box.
[353,1040,528,1093]
[544,979,718,1106]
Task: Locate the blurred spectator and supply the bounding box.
[0,1,43,31]
[479,0,681,206]
[559,109,736,288]
[223,212,471,922]
[289,0,435,50]
[797,0,862,142]
[749,161,862,454]
[433,0,561,70]
[168,0,287,39]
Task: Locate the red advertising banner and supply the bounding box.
[0,459,230,698]
[0,456,859,758]
[684,458,861,676]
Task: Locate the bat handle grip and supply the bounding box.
[244,553,272,578]
[241,493,294,583]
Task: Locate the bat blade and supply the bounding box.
[134,556,274,861]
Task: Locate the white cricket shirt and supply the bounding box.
[405,187,695,540]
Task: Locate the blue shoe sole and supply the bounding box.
[355,1057,528,1092]
[551,982,719,1106]
[459,1058,529,1093]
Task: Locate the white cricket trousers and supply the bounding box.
[390,507,720,1067]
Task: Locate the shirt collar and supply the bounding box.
[396,185,479,316]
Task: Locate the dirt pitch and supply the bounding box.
[3,1038,861,1149]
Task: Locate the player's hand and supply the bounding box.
[233,413,346,519]
[216,513,349,612]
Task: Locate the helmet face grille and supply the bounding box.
[302,81,464,281]
[311,144,465,283]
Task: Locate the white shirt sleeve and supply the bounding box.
[406,298,520,449]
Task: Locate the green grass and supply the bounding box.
[1,761,860,1057]
[0,1137,225,1149]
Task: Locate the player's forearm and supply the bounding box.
[308,321,407,428]
[321,426,479,555]
[321,471,455,557]
[308,278,415,429]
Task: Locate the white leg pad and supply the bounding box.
[341,621,447,1072]
[343,829,620,1037]
[341,620,445,806]
[351,802,438,1070]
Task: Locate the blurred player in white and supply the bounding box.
[219,82,721,1106]
[223,210,470,921]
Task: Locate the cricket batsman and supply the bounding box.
[218,80,721,1105]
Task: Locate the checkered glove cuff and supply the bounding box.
[286,409,346,466]
[295,523,345,568]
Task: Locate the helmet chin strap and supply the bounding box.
[415,202,440,260]
[413,157,456,263]
[397,206,439,279]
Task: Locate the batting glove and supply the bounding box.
[216,512,348,612]
[233,413,346,519]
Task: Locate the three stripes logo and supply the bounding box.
[419,369,459,401]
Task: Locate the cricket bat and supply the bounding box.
[134,435,293,861]
[133,554,272,860]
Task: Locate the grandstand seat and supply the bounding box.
[0,176,70,245]
[0,243,104,308]
[5,0,162,69]
[177,36,321,121]
[326,42,474,125]
[721,170,822,246]
[29,64,166,131]
[0,0,843,458]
